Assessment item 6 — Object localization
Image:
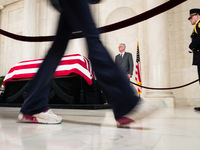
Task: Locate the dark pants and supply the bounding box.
[20,0,139,119]
[197,65,200,84]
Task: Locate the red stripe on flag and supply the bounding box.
[3,54,94,86]
[135,42,142,94]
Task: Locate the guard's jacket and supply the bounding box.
[189,20,200,65]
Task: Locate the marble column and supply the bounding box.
[146,0,173,100]
[22,0,36,60]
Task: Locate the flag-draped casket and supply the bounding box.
[1,54,106,106]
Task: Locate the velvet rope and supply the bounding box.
[0,0,186,42]
[130,79,199,90]
[1,80,198,91]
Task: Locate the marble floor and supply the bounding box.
[0,106,200,150]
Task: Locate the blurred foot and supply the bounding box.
[18,109,63,124]
[116,100,159,127]
[194,107,200,111]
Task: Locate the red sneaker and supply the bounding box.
[116,100,159,127]
[18,109,63,124]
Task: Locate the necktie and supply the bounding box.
[120,54,123,60]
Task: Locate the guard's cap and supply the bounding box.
[188,8,200,20]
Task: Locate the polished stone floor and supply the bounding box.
[0,106,200,150]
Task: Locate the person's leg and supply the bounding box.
[60,0,140,120]
[194,65,200,111]
[197,65,200,84]
[20,14,72,115]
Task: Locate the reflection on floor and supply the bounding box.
[0,106,200,150]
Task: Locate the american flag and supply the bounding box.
[135,42,142,94]
[3,54,95,86]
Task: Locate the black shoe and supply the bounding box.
[194,107,200,111]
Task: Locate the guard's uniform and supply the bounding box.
[188,9,200,111]
[189,19,200,66]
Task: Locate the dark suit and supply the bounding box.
[189,20,200,82]
[115,52,134,76]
